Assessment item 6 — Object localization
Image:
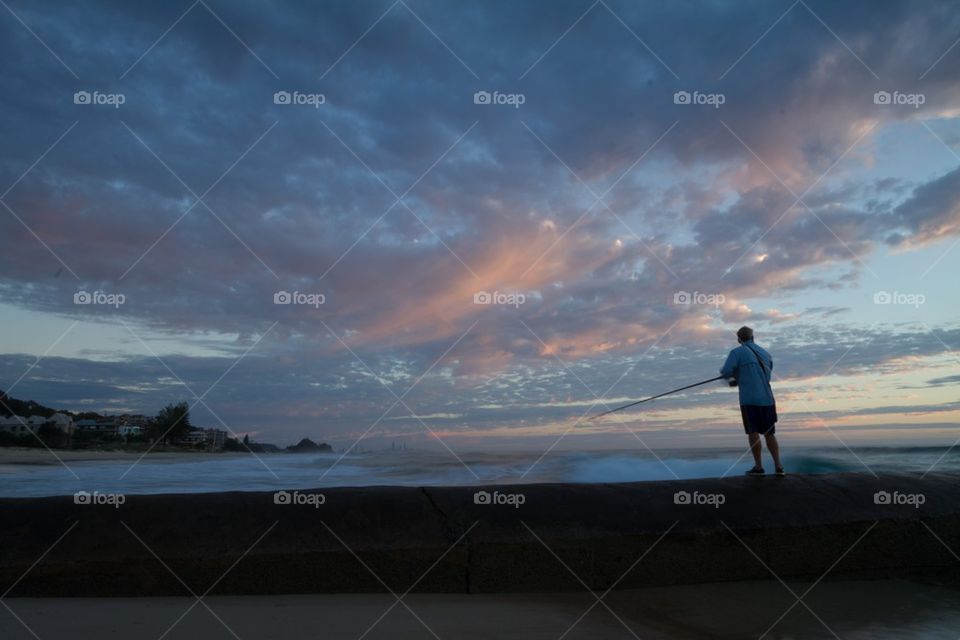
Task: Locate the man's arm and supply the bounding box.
[720,349,738,380]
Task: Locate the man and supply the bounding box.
[721,326,784,476]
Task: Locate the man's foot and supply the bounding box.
[775,467,785,476]
[745,465,765,476]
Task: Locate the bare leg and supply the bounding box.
[748,433,762,468]
[764,433,782,470]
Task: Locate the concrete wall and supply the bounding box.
[1,473,957,595]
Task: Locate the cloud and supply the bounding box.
[926,373,960,387]
[0,0,958,442]
[888,165,960,246]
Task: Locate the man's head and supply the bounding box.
[736,326,754,343]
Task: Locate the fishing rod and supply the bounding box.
[588,375,725,420]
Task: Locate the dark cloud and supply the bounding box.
[926,373,960,387]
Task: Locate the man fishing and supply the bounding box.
[721,326,784,476]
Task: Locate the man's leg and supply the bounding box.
[764,433,782,470]
[748,433,762,468]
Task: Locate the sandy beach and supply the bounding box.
[4,579,959,639]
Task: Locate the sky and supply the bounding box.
[0,0,958,452]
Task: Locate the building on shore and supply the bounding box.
[0,413,74,436]
[75,415,152,440]
[118,414,150,428]
[117,424,143,437]
[74,418,119,437]
[0,415,34,436]
[178,428,228,450]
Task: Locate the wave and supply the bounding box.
[1,446,956,497]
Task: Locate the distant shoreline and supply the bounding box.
[0,448,261,466]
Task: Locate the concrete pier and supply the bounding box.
[1,473,957,595]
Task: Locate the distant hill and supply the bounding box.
[286,438,333,453]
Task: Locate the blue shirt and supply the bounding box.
[720,340,775,407]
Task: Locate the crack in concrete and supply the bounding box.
[420,487,473,592]
[420,486,449,528]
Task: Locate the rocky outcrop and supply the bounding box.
[285,438,333,453]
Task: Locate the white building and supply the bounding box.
[0,412,74,435]
[0,415,31,435]
[118,424,142,437]
[40,413,74,434]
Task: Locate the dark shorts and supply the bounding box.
[741,404,778,435]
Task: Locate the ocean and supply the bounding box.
[1,445,957,498]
